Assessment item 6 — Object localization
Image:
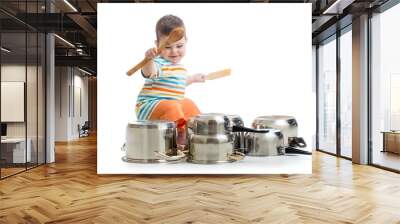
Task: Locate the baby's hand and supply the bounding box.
[186,73,206,86]
[192,73,206,83]
[145,47,159,60]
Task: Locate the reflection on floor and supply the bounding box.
[0,163,38,178]
[0,167,25,177]
[373,150,400,171]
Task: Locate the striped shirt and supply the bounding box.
[135,57,188,120]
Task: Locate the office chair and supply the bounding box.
[79,121,90,138]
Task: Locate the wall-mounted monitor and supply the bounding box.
[1,81,25,122]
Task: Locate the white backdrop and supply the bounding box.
[97,3,313,174]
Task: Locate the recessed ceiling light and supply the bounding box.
[63,0,78,12]
[54,34,75,48]
[323,0,355,15]
[1,47,11,53]
[78,67,93,76]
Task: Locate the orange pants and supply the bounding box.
[149,98,201,131]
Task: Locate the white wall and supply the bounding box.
[72,72,89,138]
[55,67,89,141]
[55,66,69,141]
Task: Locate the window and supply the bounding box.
[339,28,352,158]
[371,3,400,171]
[318,36,337,154]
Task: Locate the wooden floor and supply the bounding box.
[1,134,400,223]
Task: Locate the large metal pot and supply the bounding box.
[188,134,244,163]
[122,120,184,163]
[252,115,306,148]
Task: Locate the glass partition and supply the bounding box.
[0,1,46,179]
[1,31,28,177]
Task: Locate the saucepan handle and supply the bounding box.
[288,137,307,148]
[285,146,312,155]
[154,150,186,162]
[121,143,127,151]
[232,126,270,133]
[228,151,245,161]
[277,146,285,155]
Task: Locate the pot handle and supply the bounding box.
[154,150,186,162]
[228,151,245,161]
[277,146,285,155]
[232,126,270,133]
[285,146,312,155]
[288,137,307,148]
[287,118,298,127]
[121,143,127,151]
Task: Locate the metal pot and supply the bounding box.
[187,133,244,163]
[232,126,285,156]
[122,120,185,163]
[187,113,244,149]
[245,129,285,156]
[186,113,245,163]
[187,113,230,135]
[252,115,307,148]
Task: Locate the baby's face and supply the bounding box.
[158,36,186,64]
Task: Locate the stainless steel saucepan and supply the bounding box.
[187,113,289,160]
[252,115,307,148]
[186,113,245,164]
[252,115,311,155]
[232,126,285,156]
[121,120,185,163]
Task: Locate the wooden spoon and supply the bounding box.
[126,27,185,76]
[205,69,231,80]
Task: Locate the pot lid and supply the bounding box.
[192,113,227,123]
[254,115,295,121]
[226,114,244,126]
[127,120,175,129]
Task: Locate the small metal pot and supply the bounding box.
[252,115,307,148]
[232,126,285,156]
[187,113,244,149]
[245,129,285,156]
[187,113,230,135]
[122,120,184,163]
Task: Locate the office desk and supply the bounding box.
[1,138,31,163]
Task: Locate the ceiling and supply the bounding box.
[0,0,392,75]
